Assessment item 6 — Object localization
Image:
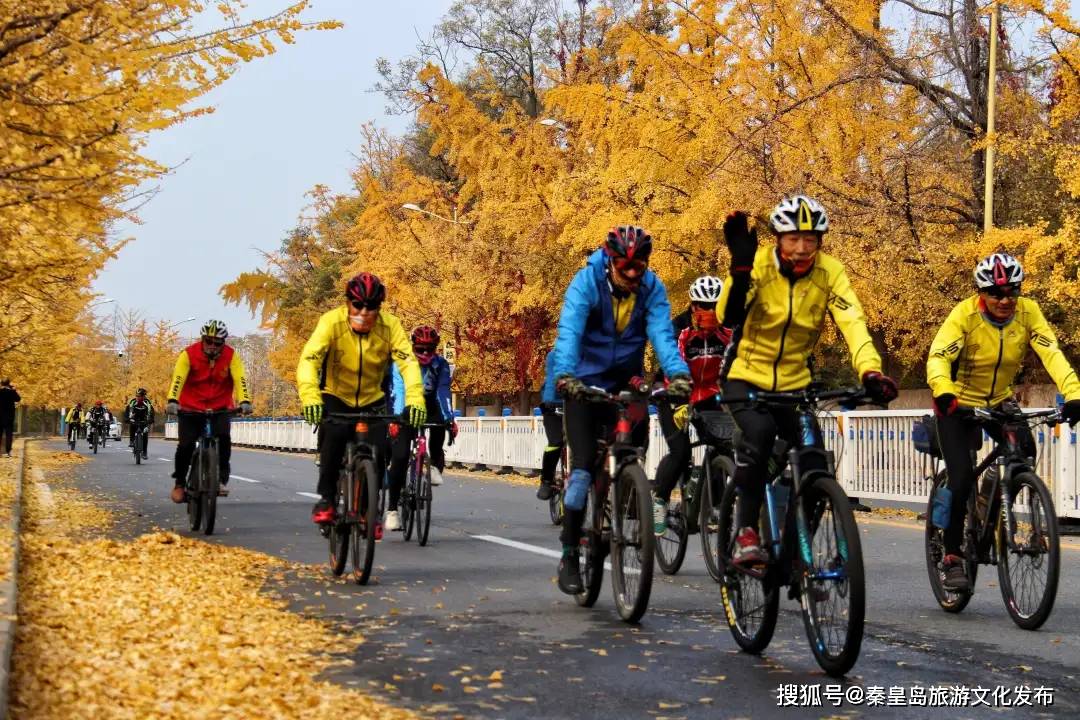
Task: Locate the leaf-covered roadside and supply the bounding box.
[9,448,417,720]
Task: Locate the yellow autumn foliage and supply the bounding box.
[225,0,1080,405]
[1,1,338,405]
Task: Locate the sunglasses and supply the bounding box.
[984,285,1020,300]
[413,344,437,355]
[612,257,648,275]
[349,300,382,311]
[693,301,718,311]
[202,337,225,347]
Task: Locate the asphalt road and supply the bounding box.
[45,437,1080,719]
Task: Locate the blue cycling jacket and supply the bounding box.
[551,249,689,391]
[392,354,453,421]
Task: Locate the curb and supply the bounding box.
[0,438,25,718]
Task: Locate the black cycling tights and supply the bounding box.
[559,396,649,549]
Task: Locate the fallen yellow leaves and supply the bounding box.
[10,462,416,719]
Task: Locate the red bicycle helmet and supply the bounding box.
[604,225,652,263]
[345,272,386,307]
[411,325,440,347]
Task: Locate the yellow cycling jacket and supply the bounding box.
[717,247,882,391]
[927,295,1080,407]
[297,305,424,409]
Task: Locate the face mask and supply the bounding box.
[693,308,719,330]
[415,350,436,366]
[349,311,376,334]
[778,249,817,278]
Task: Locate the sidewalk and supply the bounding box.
[0,439,26,719]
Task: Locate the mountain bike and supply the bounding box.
[400,423,445,546]
[131,419,149,464]
[67,422,79,450]
[572,386,657,623]
[321,410,399,584]
[717,385,870,677]
[652,398,737,579]
[180,409,235,536]
[922,405,1063,630]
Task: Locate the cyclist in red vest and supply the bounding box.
[166,320,252,503]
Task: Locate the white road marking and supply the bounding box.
[231,475,261,484]
[470,534,617,571]
[158,458,170,463]
[296,492,322,499]
[37,482,56,513]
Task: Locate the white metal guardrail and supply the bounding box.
[165,410,1080,519]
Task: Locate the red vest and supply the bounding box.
[179,342,237,411]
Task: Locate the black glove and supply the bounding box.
[667,373,693,399]
[1062,399,1080,426]
[933,393,958,417]
[723,211,758,273]
[556,375,586,401]
[861,371,898,405]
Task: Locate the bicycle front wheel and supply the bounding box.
[91,430,98,454]
[655,489,688,576]
[550,455,566,525]
[997,472,1060,630]
[924,471,977,613]
[610,462,654,623]
[797,475,865,677]
[717,474,778,653]
[417,461,433,546]
[350,458,379,585]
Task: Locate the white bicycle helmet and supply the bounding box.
[688,275,723,303]
[974,253,1024,289]
[769,195,829,234]
[200,319,228,340]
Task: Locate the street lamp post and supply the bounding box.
[983,6,1000,234]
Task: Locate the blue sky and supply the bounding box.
[95,0,455,336]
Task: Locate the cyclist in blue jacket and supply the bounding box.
[386,325,455,531]
[550,225,692,594]
[536,350,564,500]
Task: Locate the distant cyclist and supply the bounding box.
[87,401,108,444]
[296,273,425,526]
[652,275,731,535]
[167,320,253,503]
[550,225,692,594]
[385,325,455,531]
[126,388,155,457]
[927,253,1080,591]
[64,403,85,440]
[718,197,898,567]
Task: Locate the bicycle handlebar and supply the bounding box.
[716,385,868,407]
[580,385,652,405]
[323,411,402,424]
[177,408,238,418]
[967,406,1063,426]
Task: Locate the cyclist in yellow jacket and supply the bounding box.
[297,272,426,525]
[718,196,898,566]
[927,253,1080,591]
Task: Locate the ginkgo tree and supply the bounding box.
[0,1,337,404]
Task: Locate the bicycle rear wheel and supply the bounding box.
[610,462,654,623]
[797,475,865,677]
[924,471,977,613]
[549,453,566,525]
[401,464,416,542]
[202,444,219,536]
[417,461,433,546]
[701,455,733,582]
[328,471,350,576]
[350,458,379,584]
[717,475,778,654]
[997,472,1060,630]
[187,449,203,532]
[655,488,688,576]
[575,483,604,608]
